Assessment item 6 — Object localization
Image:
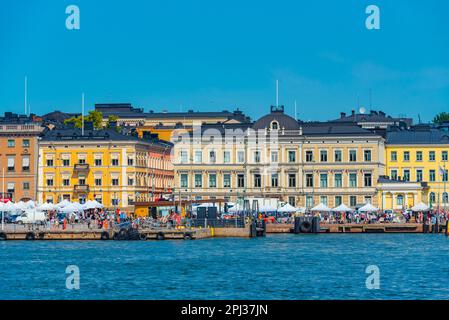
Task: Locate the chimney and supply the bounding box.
[351,110,355,116]
[299,126,303,135]
[340,112,346,118]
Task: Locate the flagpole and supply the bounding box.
[24,76,27,115]
[81,93,84,136]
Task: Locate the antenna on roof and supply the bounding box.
[294,100,297,120]
[276,79,279,107]
[24,76,27,115]
[81,93,85,136]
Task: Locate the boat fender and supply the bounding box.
[300,221,312,233]
[100,231,109,240]
[156,232,165,240]
[25,232,35,240]
[139,233,147,240]
[183,233,193,240]
[0,232,6,241]
[118,228,128,240]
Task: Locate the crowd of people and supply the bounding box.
[259,210,449,225]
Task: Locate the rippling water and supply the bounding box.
[1,234,449,300]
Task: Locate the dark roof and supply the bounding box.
[301,122,379,136]
[41,127,172,148]
[330,110,413,126]
[386,127,449,145]
[0,112,39,124]
[95,103,251,123]
[253,106,300,130]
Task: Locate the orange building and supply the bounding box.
[0,113,44,202]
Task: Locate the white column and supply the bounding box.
[392,192,396,210]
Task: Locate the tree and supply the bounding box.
[64,110,105,129]
[433,112,449,124]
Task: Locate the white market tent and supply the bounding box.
[82,200,104,210]
[332,204,354,212]
[310,203,331,212]
[38,202,57,211]
[57,199,71,208]
[1,201,15,212]
[358,203,379,212]
[259,205,277,213]
[411,202,430,212]
[277,203,299,213]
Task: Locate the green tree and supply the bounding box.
[64,110,105,129]
[433,112,449,124]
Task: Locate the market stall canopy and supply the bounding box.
[358,203,379,212]
[277,203,298,213]
[59,203,81,213]
[1,201,16,212]
[311,203,331,212]
[82,200,104,210]
[38,202,56,211]
[332,204,354,212]
[24,200,36,209]
[411,202,430,212]
[57,199,71,208]
[259,205,277,213]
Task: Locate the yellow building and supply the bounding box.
[37,123,173,211]
[383,125,449,209]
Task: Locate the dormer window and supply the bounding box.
[271,121,279,130]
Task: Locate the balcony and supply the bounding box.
[74,184,89,192]
[74,163,89,171]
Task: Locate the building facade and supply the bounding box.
[0,113,44,202]
[37,124,173,210]
[172,106,386,208]
[384,125,449,209]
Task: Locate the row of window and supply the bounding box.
[179,173,373,188]
[390,150,449,162]
[390,168,448,182]
[4,182,30,192]
[46,177,133,187]
[179,149,372,164]
[6,139,30,148]
[46,157,126,167]
[6,156,30,172]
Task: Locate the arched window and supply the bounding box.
[430,192,436,204]
[443,192,448,203]
[271,121,279,130]
[397,195,404,206]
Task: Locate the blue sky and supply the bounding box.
[1,0,448,122]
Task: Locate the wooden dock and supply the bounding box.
[266,222,444,234]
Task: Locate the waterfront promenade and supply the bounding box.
[0,219,446,241]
